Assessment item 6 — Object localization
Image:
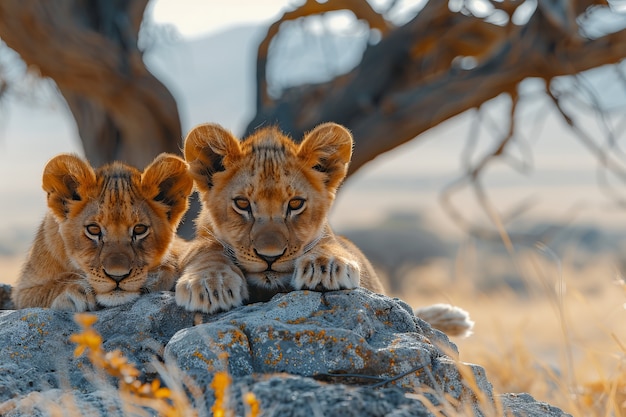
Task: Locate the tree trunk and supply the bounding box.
[0,0,182,169]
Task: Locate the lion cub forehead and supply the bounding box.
[92,162,144,220]
[236,127,303,182]
[241,126,299,155]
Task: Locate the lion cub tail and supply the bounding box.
[414,303,474,338]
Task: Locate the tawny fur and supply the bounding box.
[12,153,193,311]
[414,304,474,338]
[177,122,473,337]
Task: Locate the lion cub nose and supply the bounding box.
[103,253,132,282]
[255,250,284,266]
[256,252,282,265]
[253,231,287,267]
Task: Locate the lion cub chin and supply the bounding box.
[12,153,193,311]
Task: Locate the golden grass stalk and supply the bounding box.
[70,313,261,417]
[71,313,196,417]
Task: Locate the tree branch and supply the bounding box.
[253,0,391,126]
[247,1,626,176]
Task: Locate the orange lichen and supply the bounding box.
[192,350,215,368]
[227,329,249,347]
[286,317,308,325]
[264,349,284,366]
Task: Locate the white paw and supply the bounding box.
[292,253,360,291]
[51,283,97,312]
[175,264,248,314]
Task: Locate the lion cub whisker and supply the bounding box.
[301,234,325,255]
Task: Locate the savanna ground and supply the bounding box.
[396,247,626,416]
[1,223,625,416]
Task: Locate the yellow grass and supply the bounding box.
[401,249,626,417]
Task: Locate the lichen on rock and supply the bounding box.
[0,287,570,417]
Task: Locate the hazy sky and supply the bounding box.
[151,0,293,38]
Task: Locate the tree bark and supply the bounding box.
[247,0,618,176]
[0,0,182,169]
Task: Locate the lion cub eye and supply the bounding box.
[132,224,150,240]
[233,197,251,212]
[85,224,102,240]
[287,198,306,213]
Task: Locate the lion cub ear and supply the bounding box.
[141,154,194,224]
[42,154,96,219]
[297,123,353,191]
[183,123,242,192]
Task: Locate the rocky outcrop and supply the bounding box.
[0,287,570,416]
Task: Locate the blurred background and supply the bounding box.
[1,1,626,414]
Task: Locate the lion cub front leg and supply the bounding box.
[292,242,360,291]
[51,281,98,312]
[175,243,249,314]
[13,269,97,311]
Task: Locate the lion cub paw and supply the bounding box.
[292,253,360,291]
[175,264,248,314]
[50,283,97,312]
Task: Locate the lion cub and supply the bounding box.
[12,153,193,311]
[176,123,379,312]
[177,123,473,337]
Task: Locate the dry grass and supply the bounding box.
[401,246,626,417]
[71,313,198,417]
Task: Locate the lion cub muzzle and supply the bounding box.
[102,252,132,282]
[251,219,288,268]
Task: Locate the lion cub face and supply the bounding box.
[184,123,352,290]
[43,154,192,307]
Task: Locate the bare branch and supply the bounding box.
[439,91,521,243]
[547,82,626,184]
[248,2,626,177]
[254,0,391,115]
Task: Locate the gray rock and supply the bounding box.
[499,393,571,417]
[0,288,571,417]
